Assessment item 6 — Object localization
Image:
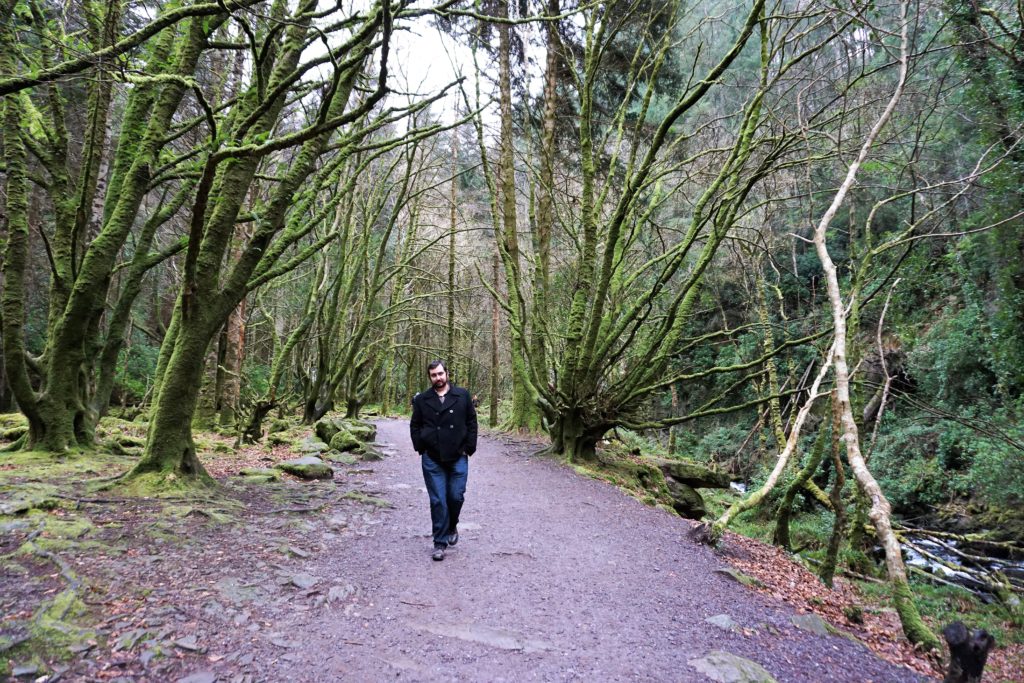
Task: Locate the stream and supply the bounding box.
[902,536,1024,597]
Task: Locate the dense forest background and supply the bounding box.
[1,0,1022,654]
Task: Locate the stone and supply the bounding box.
[790,613,831,637]
[274,456,333,480]
[173,635,203,652]
[327,584,355,603]
[688,651,777,683]
[666,479,707,519]
[408,621,551,653]
[344,420,376,442]
[177,672,217,683]
[290,573,320,590]
[705,614,739,632]
[329,429,361,452]
[295,439,330,454]
[325,452,358,465]
[357,444,385,461]
[239,467,278,477]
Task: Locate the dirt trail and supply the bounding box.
[223,418,926,682]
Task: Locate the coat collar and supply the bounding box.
[423,386,460,410]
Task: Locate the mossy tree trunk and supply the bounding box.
[489,1,779,463]
[495,0,540,432]
[2,4,215,452]
[129,0,432,482]
[773,418,830,549]
[808,0,939,649]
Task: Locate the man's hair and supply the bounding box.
[427,359,447,375]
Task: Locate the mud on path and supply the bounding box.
[1,419,931,682]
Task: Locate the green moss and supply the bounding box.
[111,469,217,496]
[343,491,391,507]
[163,503,235,525]
[0,412,28,429]
[5,589,97,670]
[891,579,941,651]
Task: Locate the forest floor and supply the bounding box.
[2,417,1021,682]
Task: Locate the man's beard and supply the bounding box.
[433,380,447,389]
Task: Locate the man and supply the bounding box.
[410,360,477,561]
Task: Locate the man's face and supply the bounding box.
[429,365,448,390]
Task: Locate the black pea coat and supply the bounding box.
[410,385,478,462]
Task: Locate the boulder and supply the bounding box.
[329,429,361,453]
[274,456,333,480]
[666,479,707,519]
[314,418,342,445]
[268,419,290,434]
[315,416,376,445]
[345,419,376,442]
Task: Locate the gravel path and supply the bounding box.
[244,419,927,682]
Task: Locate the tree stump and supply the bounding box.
[943,621,995,683]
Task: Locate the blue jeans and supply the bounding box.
[421,453,468,547]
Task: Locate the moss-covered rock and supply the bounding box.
[325,452,359,465]
[666,479,707,519]
[268,419,290,434]
[357,444,385,461]
[275,456,333,480]
[314,418,343,445]
[296,438,330,454]
[236,467,280,484]
[316,416,376,446]
[345,419,376,442]
[329,429,361,452]
[0,412,27,429]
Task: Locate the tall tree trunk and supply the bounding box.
[489,251,500,427]
[496,0,539,431]
[447,131,458,363]
[219,297,246,428]
[132,322,216,486]
[529,0,559,429]
[809,0,939,649]
[129,6,379,479]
